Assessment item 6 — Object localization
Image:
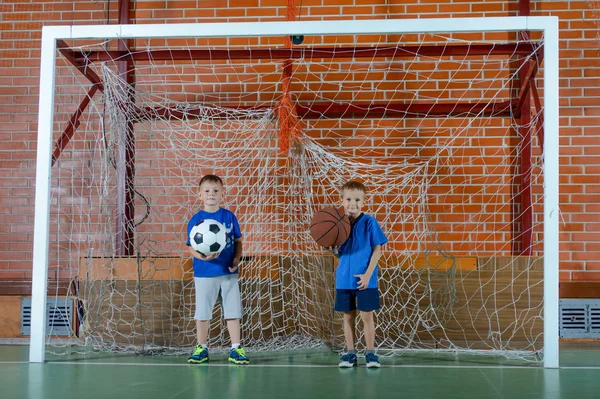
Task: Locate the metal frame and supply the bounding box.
[31,17,560,367]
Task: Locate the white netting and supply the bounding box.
[47,30,545,360]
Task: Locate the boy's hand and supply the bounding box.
[354,273,371,290]
[197,251,219,261]
[229,258,240,273]
[326,246,339,257]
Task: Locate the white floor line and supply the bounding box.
[3,360,600,370]
[43,361,541,369]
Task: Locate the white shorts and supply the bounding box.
[194,275,242,321]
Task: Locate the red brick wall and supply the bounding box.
[0,0,598,282]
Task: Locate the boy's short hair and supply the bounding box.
[198,174,223,187]
[342,181,366,194]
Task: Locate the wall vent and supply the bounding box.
[559,299,600,339]
[21,297,74,336]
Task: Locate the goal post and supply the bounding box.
[31,16,559,366]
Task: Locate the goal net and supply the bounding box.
[35,19,557,363]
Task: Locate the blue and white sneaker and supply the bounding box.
[229,346,250,365]
[338,352,358,368]
[365,352,380,368]
[188,345,209,364]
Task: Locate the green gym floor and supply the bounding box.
[1,344,600,399]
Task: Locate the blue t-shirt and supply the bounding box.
[336,213,388,290]
[186,208,242,278]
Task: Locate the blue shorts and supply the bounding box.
[334,289,380,312]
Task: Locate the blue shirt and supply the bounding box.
[186,208,242,278]
[336,213,388,290]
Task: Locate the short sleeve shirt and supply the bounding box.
[186,208,242,277]
[336,213,388,289]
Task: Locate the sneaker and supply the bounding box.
[188,345,209,364]
[338,353,358,368]
[365,352,380,368]
[229,346,250,365]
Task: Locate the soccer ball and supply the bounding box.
[190,219,227,256]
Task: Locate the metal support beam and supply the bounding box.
[115,0,136,256]
[531,79,545,150]
[134,100,515,121]
[56,40,104,90]
[69,43,540,63]
[514,0,534,255]
[514,60,538,116]
[51,86,99,166]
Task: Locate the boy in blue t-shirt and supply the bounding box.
[186,174,249,365]
[328,181,388,368]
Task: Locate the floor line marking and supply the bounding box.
[4,360,600,370]
[41,361,545,369]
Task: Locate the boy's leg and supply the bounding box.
[359,311,375,351]
[357,289,380,368]
[226,318,240,344]
[343,311,357,350]
[339,311,358,368]
[197,319,210,346]
[221,274,243,344]
[221,275,249,364]
[335,289,358,367]
[189,277,219,364]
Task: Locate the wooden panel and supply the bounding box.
[0,296,22,338]
[380,255,478,270]
[79,257,193,281]
[79,256,280,281]
[478,256,543,271]
[560,282,600,298]
[0,279,72,296]
[378,264,544,349]
[78,256,544,350]
[239,256,280,280]
[80,279,196,347]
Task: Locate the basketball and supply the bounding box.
[309,207,351,248]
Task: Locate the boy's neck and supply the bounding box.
[349,211,363,223]
[203,205,220,213]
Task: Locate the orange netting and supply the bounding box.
[278,0,303,154]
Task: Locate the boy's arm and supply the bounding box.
[326,246,340,258]
[354,245,382,290]
[188,246,218,261]
[229,238,243,273]
[188,246,203,260]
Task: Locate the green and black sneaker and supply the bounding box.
[228,346,250,365]
[188,345,209,364]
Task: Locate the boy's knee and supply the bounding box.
[359,310,374,319]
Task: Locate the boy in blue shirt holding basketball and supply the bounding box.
[186,174,249,365]
[329,181,388,368]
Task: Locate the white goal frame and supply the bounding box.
[30,17,560,367]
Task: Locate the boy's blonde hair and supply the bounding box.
[342,181,366,194]
[198,174,223,187]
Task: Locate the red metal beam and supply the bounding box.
[115,0,136,256]
[51,41,104,166]
[295,101,514,119]
[69,43,541,63]
[51,86,98,167]
[516,0,533,256]
[531,79,544,150]
[520,0,531,17]
[518,97,533,256]
[514,59,538,117]
[56,40,104,91]
[133,100,515,121]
